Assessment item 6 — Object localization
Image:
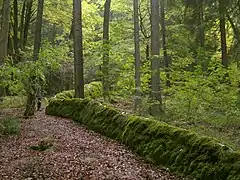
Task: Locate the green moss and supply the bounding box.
[45,97,240,180]
[54,81,102,100]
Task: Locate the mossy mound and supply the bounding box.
[55,81,102,99]
[46,97,240,180]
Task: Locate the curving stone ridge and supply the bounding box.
[46,82,240,180]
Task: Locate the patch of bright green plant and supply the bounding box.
[30,137,54,151]
[0,96,26,109]
[0,117,20,135]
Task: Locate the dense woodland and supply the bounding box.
[1,0,240,149]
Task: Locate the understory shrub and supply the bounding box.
[46,97,240,180]
[0,96,26,109]
[0,117,20,135]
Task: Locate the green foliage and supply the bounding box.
[29,137,54,151]
[0,96,26,109]
[0,42,69,96]
[46,96,240,180]
[0,117,20,136]
[54,81,103,99]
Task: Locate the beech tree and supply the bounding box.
[24,0,44,117]
[0,0,10,98]
[219,0,228,67]
[150,0,163,115]
[102,0,111,98]
[73,0,84,98]
[133,0,141,111]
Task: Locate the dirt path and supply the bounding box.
[0,110,182,180]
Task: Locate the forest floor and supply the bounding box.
[0,108,182,180]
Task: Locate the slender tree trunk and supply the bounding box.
[133,0,141,111]
[0,0,10,65]
[219,0,228,67]
[20,1,26,50]
[73,0,84,98]
[33,0,44,62]
[0,0,11,98]
[24,0,44,117]
[198,0,205,47]
[23,0,33,48]
[160,0,170,87]
[102,0,111,98]
[150,0,163,115]
[13,0,19,63]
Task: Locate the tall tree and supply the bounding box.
[160,0,170,87]
[24,0,44,117]
[150,0,163,115]
[219,0,228,67]
[73,0,84,98]
[23,0,33,48]
[133,0,141,111]
[13,0,19,62]
[198,0,205,47]
[0,0,10,98]
[102,0,111,98]
[0,0,10,65]
[33,0,44,62]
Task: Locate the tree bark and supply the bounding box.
[20,1,26,50]
[13,0,19,63]
[160,0,170,87]
[23,0,33,48]
[73,0,84,98]
[219,0,228,67]
[33,0,44,62]
[0,0,11,98]
[198,0,205,47]
[102,0,111,98]
[133,0,141,111]
[24,0,44,117]
[0,0,10,65]
[150,0,163,115]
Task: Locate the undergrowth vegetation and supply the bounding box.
[0,117,20,136]
[0,96,26,109]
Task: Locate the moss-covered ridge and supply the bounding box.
[55,81,102,99]
[46,98,240,180]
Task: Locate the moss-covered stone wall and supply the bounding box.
[54,81,102,99]
[46,93,240,180]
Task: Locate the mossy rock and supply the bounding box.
[45,97,240,180]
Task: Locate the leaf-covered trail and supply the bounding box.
[0,109,182,180]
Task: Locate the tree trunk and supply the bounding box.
[20,1,26,50]
[133,0,141,111]
[150,0,163,116]
[0,0,11,98]
[33,0,44,62]
[13,0,19,63]
[102,0,111,98]
[24,0,44,117]
[73,0,84,98]
[23,0,33,48]
[160,0,170,87]
[0,0,10,65]
[198,0,205,47]
[219,0,228,67]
